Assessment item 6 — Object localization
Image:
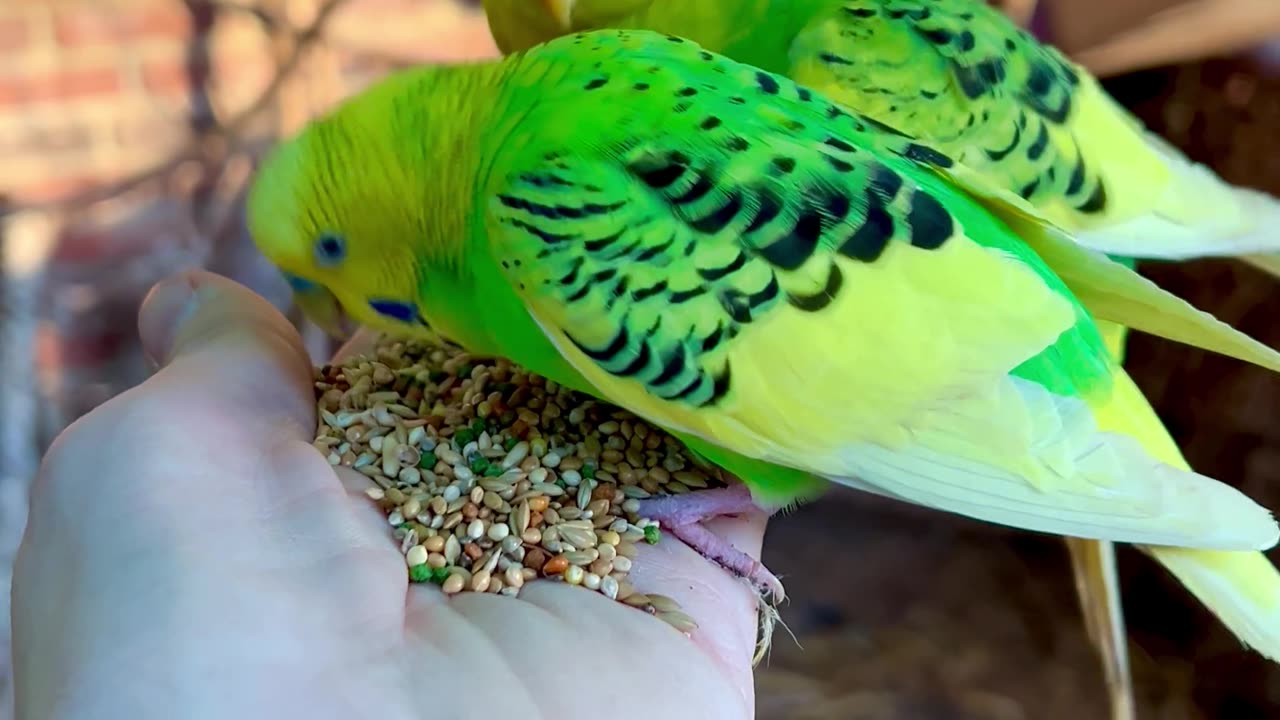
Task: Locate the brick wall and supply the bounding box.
[0,0,497,204]
[0,0,500,407]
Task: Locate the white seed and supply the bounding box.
[406,545,429,567]
[504,564,525,589]
[444,534,461,564]
[557,524,598,549]
[564,565,584,586]
[562,469,581,486]
[612,555,632,573]
[543,452,561,468]
[532,482,565,497]
[467,519,486,540]
[583,572,601,590]
[407,425,426,447]
[502,441,530,469]
[601,575,619,600]
[487,523,510,542]
[442,573,465,594]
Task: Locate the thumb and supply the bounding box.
[137,269,316,443]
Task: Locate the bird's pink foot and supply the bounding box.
[635,484,786,603]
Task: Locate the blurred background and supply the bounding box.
[1,0,1278,717]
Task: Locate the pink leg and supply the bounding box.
[636,484,786,603]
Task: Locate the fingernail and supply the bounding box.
[139,271,203,368]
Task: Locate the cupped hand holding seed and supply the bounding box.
[11,270,766,720]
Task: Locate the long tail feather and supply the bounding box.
[1006,213,1280,373]
[1240,252,1280,281]
[1102,365,1280,668]
[1065,537,1136,720]
[1143,547,1280,662]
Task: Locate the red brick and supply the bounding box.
[139,58,196,95]
[0,14,29,51]
[54,6,190,47]
[11,174,101,204]
[0,67,121,105]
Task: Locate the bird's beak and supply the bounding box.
[283,273,349,340]
[540,0,575,29]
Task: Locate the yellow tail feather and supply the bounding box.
[1092,359,1280,664]
[1142,547,1280,662]
[1006,212,1280,374]
[1241,252,1280,281]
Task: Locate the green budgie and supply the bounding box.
[480,2,1280,709]
[245,29,1280,688]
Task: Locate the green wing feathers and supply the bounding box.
[485,106,1080,455]
[786,0,1280,262]
[788,1,1115,222]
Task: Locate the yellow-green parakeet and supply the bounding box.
[246,30,1280,686]
[480,1,1280,707]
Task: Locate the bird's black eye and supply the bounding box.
[314,232,346,266]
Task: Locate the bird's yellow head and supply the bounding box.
[246,105,438,340]
[482,0,653,53]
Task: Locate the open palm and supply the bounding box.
[11,271,764,720]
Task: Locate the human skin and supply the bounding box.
[11,270,768,720]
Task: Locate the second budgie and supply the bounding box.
[484,0,1280,270]
[246,30,1280,677]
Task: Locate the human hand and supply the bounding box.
[11,270,767,720]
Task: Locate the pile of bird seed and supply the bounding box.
[311,336,731,634]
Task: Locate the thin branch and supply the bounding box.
[204,0,283,30]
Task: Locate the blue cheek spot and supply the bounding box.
[283,273,319,292]
[368,299,420,324]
